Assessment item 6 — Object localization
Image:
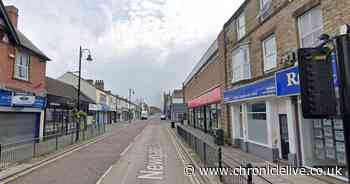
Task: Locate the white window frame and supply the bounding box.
[262,35,277,72]
[231,46,251,83]
[298,7,323,48]
[237,13,246,40]
[14,51,30,81]
[259,0,272,20]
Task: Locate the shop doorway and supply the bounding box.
[279,114,290,160]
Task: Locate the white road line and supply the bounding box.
[95,166,113,184]
[120,142,134,156]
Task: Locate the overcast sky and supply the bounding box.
[4,0,244,107]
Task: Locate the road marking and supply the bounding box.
[137,144,164,181]
[95,166,113,184]
[120,142,134,156]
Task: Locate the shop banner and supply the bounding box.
[276,53,338,97]
[188,87,221,108]
[224,78,276,103]
[0,90,46,109]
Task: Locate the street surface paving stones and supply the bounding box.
[6,117,194,184]
[7,121,148,184]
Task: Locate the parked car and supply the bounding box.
[160,114,166,120]
[141,111,148,120]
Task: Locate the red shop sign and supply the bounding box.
[188,87,221,108]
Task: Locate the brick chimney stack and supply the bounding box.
[5,6,18,29]
[95,80,104,90]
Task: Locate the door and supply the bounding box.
[0,112,38,144]
[279,114,290,160]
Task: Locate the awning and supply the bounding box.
[188,87,221,108]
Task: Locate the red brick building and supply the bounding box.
[0,1,50,144]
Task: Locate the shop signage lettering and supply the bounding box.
[0,89,46,109]
[224,78,276,103]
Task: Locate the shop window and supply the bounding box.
[262,35,277,72]
[247,102,268,144]
[237,12,246,40]
[302,118,347,177]
[211,104,219,130]
[232,46,250,83]
[298,7,323,48]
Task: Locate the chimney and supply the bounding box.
[5,6,18,29]
[94,80,104,90]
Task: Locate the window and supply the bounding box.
[237,13,246,40]
[15,51,30,81]
[247,102,268,144]
[263,35,277,72]
[231,46,250,83]
[259,0,272,20]
[298,7,323,48]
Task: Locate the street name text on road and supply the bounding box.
[137,144,165,180]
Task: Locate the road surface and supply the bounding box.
[7,117,194,184]
[98,117,192,184]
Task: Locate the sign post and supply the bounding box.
[334,34,350,181]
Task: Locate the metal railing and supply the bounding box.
[0,124,106,170]
[177,125,254,184]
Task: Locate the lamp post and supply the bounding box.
[128,88,135,123]
[76,46,93,141]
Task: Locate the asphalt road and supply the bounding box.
[98,118,193,184]
[7,120,148,184]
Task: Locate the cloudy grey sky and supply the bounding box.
[4,0,244,107]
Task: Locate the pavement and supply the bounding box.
[4,120,148,184]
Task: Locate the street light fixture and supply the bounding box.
[76,46,93,141]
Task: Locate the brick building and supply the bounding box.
[222,0,350,179]
[183,32,229,138]
[0,1,50,144]
[169,89,186,122]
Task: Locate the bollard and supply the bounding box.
[171,122,175,128]
[247,163,253,184]
[218,147,222,182]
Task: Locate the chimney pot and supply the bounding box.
[5,6,18,29]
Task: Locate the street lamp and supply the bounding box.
[128,88,135,123]
[76,46,93,141]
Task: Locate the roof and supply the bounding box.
[172,89,183,98]
[46,77,94,104]
[183,39,218,86]
[0,0,50,61]
[16,30,50,61]
[0,1,19,44]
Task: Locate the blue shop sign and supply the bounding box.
[0,89,46,109]
[224,78,276,103]
[276,52,339,97]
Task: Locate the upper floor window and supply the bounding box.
[232,46,250,83]
[298,7,323,48]
[262,35,277,72]
[237,13,246,40]
[259,0,272,20]
[14,51,30,81]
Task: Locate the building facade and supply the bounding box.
[0,3,50,144]
[170,89,187,122]
[223,0,350,179]
[183,33,227,137]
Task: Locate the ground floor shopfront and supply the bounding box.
[224,66,348,179]
[187,86,222,135]
[0,89,46,144]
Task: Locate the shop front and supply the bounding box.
[224,77,286,162]
[0,89,46,144]
[187,87,221,135]
[276,66,347,178]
